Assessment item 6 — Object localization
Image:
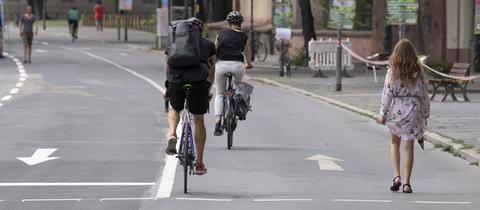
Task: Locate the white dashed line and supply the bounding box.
[16,83,24,87]
[9,88,19,94]
[22,198,82,202]
[100,197,156,202]
[35,49,48,53]
[41,42,49,46]
[1,95,12,101]
[414,201,471,204]
[0,182,156,187]
[333,199,392,203]
[174,198,232,202]
[19,77,26,81]
[254,199,313,202]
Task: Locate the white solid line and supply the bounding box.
[254,199,313,202]
[100,197,156,201]
[9,88,19,94]
[41,42,49,46]
[19,77,26,81]
[414,201,471,204]
[0,182,156,187]
[333,199,392,203]
[22,198,82,202]
[20,73,28,77]
[35,49,48,53]
[19,69,25,73]
[175,198,232,202]
[16,83,24,87]
[1,95,12,101]
[63,48,179,199]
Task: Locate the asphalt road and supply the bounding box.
[0,29,479,210]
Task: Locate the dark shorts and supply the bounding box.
[166,81,209,115]
[22,32,33,47]
[68,20,79,30]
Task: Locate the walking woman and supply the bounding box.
[213,11,253,135]
[378,39,430,193]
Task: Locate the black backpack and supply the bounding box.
[167,19,201,68]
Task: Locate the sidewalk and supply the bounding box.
[249,58,480,163]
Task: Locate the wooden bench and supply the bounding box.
[429,63,471,102]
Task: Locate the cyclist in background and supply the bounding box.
[67,6,80,39]
[164,18,216,175]
[213,11,252,136]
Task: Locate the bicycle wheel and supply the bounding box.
[256,42,268,62]
[182,123,190,194]
[225,98,234,150]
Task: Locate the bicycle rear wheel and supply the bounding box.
[182,123,190,194]
[225,98,234,150]
[256,42,268,62]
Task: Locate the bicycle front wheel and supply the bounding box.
[256,42,268,62]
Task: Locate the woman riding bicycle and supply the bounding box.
[213,11,253,136]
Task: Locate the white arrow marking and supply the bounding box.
[305,154,344,171]
[17,149,59,166]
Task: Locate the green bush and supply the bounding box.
[291,48,309,67]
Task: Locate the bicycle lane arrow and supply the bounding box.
[17,148,59,166]
[305,154,344,171]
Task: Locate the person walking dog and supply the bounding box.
[377,39,430,193]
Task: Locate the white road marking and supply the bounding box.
[19,77,26,81]
[0,182,156,187]
[17,148,59,166]
[22,198,82,202]
[119,53,128,56]
[305,154,344,171]
[33,41,39,44]
[35,49,48,53]
[175,198,232,202]
[41,42,49,46]
[333,199,392,203]
[9,88,19,94]
[414,201,471,204]
[100,197,156,201]
[254,199,313,202]
[20,73,28,78]
[1,95,12,101]
[16,83,24,87]
[0,103,2,107]
[62,47,180,199]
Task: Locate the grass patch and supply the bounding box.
[433,143,442,148]
[461,145,475,150]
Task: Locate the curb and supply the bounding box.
[249,76,480,165]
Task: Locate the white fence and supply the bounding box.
[308,38,354,71]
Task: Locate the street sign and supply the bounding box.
[273,0,293,28]
[156,8,168,37]
[275,28,292,40]
[387,0,418,25]
[475,0,480,34]
[328,0,356,30]
[119,0,133,11]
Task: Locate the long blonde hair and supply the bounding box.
[389,39,424,85]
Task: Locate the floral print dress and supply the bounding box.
[380,70,430,141]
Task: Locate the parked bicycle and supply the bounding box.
[165,84,197,193]
[252,32,268,62]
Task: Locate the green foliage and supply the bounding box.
[291,48,309,67]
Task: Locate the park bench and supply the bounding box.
[428,63,471,102]
[308,38,354,77]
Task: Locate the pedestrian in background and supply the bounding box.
[93,1,104,31]
[378,39,430,193]
[19,5,38,64]
[0,10,5,59]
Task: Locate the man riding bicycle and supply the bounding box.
[67,5,80,39]
[164,18,216,175]
[213,11,252,136]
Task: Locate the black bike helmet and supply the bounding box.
[226,11,243,25]
[188,17,204,32]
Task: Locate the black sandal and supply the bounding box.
[390,176,401,191]
[402,184,413,193]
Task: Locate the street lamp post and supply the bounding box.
[42,0,46,30]
[250,0,254,61]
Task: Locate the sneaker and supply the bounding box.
[165,137,177,155]
[194,162,207,175]
[213,122,223,136]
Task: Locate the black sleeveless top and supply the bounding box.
[216,28,248,62]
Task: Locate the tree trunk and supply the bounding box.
[197,0,207,21]
[26,0,44,18]
[299,0,316,54]
[207,0,229,22]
